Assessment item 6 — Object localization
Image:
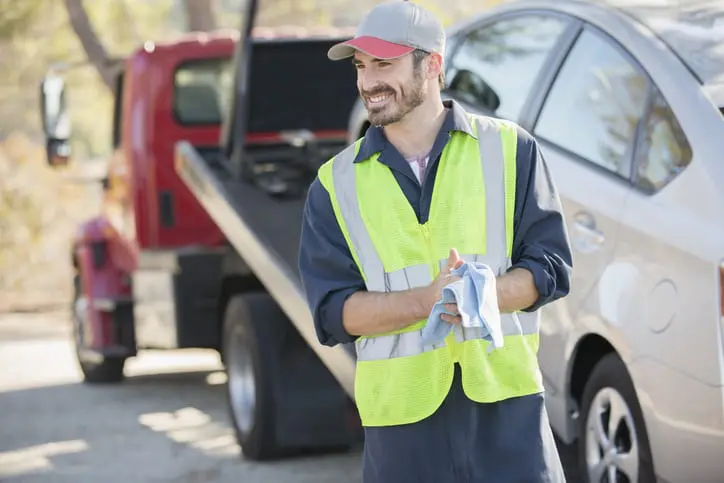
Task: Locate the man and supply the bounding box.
[298,1,573,482]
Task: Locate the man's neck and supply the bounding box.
[383,96,446,159]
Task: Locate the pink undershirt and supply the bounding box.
[406,153,430,183]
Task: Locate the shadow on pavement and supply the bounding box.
[0,369,360,483]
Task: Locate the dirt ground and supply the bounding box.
[0,310,580,482]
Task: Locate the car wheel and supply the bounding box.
[579,353,656,483]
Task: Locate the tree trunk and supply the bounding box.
[183,0,217,32]
[63,0,116,91]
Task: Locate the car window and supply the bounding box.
[534,28,649,178]
[634,87,692,192]
[445,14,569,121]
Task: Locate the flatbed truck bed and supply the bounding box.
[175,143,357,393]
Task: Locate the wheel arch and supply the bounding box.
[567,333,618,435]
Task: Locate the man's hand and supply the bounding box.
[341,248,467,337]
[440,264,540,323]
[429,249,463,325]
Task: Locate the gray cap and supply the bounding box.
[327,1,445,61]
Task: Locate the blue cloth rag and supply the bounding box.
[421,262,505,351]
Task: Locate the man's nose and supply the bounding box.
[358,70,381,92]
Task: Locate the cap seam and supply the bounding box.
[405,2,414,48]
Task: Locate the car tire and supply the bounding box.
[578,353,656,483]
[72,275,126,383]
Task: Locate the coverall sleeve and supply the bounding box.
[509,126,573,312]
[298,177,365,347]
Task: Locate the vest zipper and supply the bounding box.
[419,223,435,278]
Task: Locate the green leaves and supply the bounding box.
[0,0,45,41]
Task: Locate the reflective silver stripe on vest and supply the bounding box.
[355,311,539,361]
[330,118,537,362]
[332,144,387,292]
[385,263,431,291]
[474,117,507,276]
[356,327,449,361]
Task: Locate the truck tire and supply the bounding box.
[222,292,357,461]
[72,275,126,383]
[578,353,656,483]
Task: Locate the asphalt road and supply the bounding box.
[0,310,580,483]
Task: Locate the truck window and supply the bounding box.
[173,57,233,125]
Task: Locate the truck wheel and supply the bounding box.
[222,292,357,461]
[223,292,286,460]
[578,353,656,483]
[72,275,126,383]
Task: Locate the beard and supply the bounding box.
[361,69,426,126]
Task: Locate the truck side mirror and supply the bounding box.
[40,74,72,167]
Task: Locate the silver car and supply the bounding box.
[347,0,724,481]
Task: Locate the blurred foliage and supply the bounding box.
[0,0,193,302]
[0,0,45,40]
[0,0,203,159]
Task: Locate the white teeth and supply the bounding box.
[369,95,389,103]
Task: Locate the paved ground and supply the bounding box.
[0,310,580,482]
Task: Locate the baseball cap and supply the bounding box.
[327,0,445,61]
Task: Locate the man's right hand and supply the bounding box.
[423,248,463,313]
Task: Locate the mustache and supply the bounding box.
[361,85,395,98]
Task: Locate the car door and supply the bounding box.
[442,11,576,124]
[613,80,724,481]
[530,25,650,401]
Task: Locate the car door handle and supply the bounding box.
[573,212,605,246]
[573,222,605,244]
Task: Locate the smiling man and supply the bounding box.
[298,1,573,482]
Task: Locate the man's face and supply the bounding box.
[353,51,426,126]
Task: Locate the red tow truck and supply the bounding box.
[39,6,363,460]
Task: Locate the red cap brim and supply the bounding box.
[328,36,414,60]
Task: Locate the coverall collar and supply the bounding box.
[353,99,476,164]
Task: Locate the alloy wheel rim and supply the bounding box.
[585,387,639,482]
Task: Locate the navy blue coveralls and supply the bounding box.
[298,100,573,483]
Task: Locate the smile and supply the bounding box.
[368,94,391,105]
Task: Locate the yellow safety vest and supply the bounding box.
[317,113,544,427]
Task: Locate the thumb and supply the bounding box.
[448,248,462,269]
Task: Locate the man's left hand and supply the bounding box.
[441,303,462,324]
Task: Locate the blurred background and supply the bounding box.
[2,1,723,482]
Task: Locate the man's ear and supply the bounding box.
[426,52,444,81]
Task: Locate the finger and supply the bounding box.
[444,303,458,314]
[448,248,463,269]
[441,313,462,325]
